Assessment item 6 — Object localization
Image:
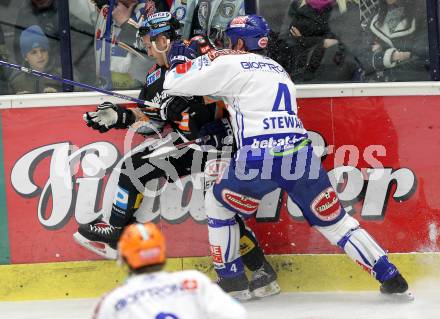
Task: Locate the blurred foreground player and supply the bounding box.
[163,14,414,301]
[92,222,247,319]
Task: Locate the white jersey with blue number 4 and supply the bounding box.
[93,270,246,319]
[163,50,308,160]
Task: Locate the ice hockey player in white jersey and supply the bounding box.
[92,222,247,319]
[163,15,414,301]
[79,12,280,301]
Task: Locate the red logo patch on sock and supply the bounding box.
[310,187,341,221]
[210,245,223,264]
[222,189,259,215]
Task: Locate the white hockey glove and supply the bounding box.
[83,102,135,133]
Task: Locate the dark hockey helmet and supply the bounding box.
[225,15,270,51]
[139,12,181,41]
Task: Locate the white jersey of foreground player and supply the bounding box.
[163,50,308,158]
[92,270,247,319]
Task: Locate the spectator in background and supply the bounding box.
[92,0,169,90]
[171,0,245,42]
[0,24,11,95]
[13,0,97,87]
[9,25,62,94]
[309,0,365,82]
[271,0,369,83]
[361,0,430,82]
[13,0,59,66]
[275,0,336,82]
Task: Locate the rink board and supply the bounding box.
[0,253,439,301]
[1,85,440,300]
[0,88,439,264]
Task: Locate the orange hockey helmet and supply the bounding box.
[118,222,166,269]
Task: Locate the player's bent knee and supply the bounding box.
[220,188,260,216]
[314,214,360,245]
[213,185,260,217]
[205,188,236,220]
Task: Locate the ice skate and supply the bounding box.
[380,273,414,302]
[249,261,281,298]
[217,273,252,301]
[73,219,121,259]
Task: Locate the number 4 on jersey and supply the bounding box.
[272,83,294,113]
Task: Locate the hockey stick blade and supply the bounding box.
[140,136,207,160]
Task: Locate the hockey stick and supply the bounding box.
[0,60,160,109]
[141,136,210,159]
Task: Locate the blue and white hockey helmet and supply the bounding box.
[225,15,270,51]
[139,12,181,40]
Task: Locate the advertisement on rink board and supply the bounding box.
[1,95,439,264]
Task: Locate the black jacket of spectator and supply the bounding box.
[276,0,334,82]
[310,1,365,82]
[360,0,430,82]
[9,60,63,94]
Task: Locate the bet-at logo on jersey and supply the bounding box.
[10,131,416,229]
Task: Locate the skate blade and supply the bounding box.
[252,281,281,299]
[73,232,117,259]
[381,290,415,302]
[229,289,252,302]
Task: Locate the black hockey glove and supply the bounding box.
[83,102,135,133]
[167,41,198,70]
[160,96,192,122]
[198,118,234,150]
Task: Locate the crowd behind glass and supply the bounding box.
[0,0,433,95]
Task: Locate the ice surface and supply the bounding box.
[1,280,439,319]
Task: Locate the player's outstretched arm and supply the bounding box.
[163,54,241,98]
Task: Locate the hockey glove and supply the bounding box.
[83,102,135,133]
[167,40,198,70]
[198,118,235,150]
[160,96,192,122]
